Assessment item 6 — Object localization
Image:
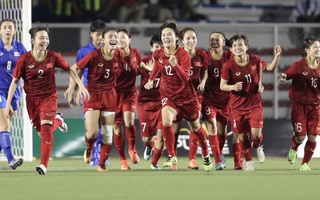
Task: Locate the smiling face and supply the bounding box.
[161,27,178,48]
[306,40,320,58]
[182,30,197,51]
[231,38,248,56]
[117,31,130,49]
[0,20,16,40]
[209,33,225,51]
[103,30,118,50]
[32,30,49,51]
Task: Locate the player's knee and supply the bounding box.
[101,125,113,144]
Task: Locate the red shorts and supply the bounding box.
[26,93,58,132]
[291,101,320,136]
[115,91,137,124]
[138,106,162,137]
[83,89,117,113]
[229,107,263,133]
[162,97,200,122]
[201,102,229,126]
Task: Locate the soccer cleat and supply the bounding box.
[221,154,227,168]
[35,164,47,175]
[202,155,213,172]
[143,146,153,161]
[97,165,108,172]
[188,159,199,170]
[234,161,244,170]
[215,162,224,171]
[9,158,23,170]
[150,163,161,170]
[288,148,297,164]
[128,150,140,164]
[163,156,172,168]
[255,146,265,163]
[83,148,92,164]
[299,163,311,171]
[245,161,254,171]
[55,113,68,132]
[120,160,130,170]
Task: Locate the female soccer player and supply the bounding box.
[0,19,26,170]
[278,36,320,171]
[113,29,142,170]
[144,22,212,171]
[5,25,89,175]
[138,35,163,169]
[174,27,210,170]
[66,27,123,172]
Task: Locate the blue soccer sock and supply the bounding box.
[0,131,14,163]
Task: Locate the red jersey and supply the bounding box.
[13,50,69,98]
[76,48,123,94]
[115,48,141,93]
[150,46,197,106]
[138,55,161,111]
[190,48,208,91]
[285,58,320,105]
[204,50,232,108]
[221,54,263,115]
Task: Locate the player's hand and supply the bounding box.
[4,105,13,119]
[274,45,282,56]
[140,60,154,72]
[144,79,154,90]
[79,87,90,102]
[75,89,83,106]
[233,82,243,91]
[197,83,205,94]
[277,73,287,82]
[64,87,75,106]
[258,83,264,93]
[169,55,177,66]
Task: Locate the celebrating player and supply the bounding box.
[278,36,320,171]
[5,24,89,175]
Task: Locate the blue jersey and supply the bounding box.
[0,39,27,99]
[76,42,99,86]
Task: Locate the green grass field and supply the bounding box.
[1,156,319,200]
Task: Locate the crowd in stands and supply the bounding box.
[32,0,217,23]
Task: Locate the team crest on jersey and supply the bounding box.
[28,65,35,68]
[46,113,52,116]
[251,65,257,70]
[98,63,103,67]
[159,59,163,64]
[235,72,241,76]
[46,63,53,68]
[302,71,308,76]
[14,52,20,56]
[194,61,202,67]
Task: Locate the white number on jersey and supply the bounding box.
[165,65,173,76]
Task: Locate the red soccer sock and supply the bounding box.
[217,133,227,152]
[291,136,302,151]
[302,140,316,164]
[240,139,252,162]
[232,143,242,165]
[52,118,62,132]
[151,147,162,165]
[162,125,175,156]
[85,136,96,150]
[113,134,126,160]
[126,125,137,151]
[195,127,209,157]
[252,134,263,149]
[40,124,54,168]
[208,134,221,163]
[189,132,198,160]
[99,144,112,166]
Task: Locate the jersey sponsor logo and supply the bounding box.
[46,113,53,116]
[28,65,35,68]
[98,63,103,67]
[251,65,257,70]
[46,63,53,68]
[302,71,308,76]
[0,52,3,56]
[259,120,263,124]
[46,140,52,144]
[235,72,241,76]
[14,52,20,56]
[131,104,136,108]
[190,114,197,119]
[88,108,93,111]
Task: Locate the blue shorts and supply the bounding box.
[0,92,19,111]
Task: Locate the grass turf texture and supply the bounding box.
[1,157,319,200]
